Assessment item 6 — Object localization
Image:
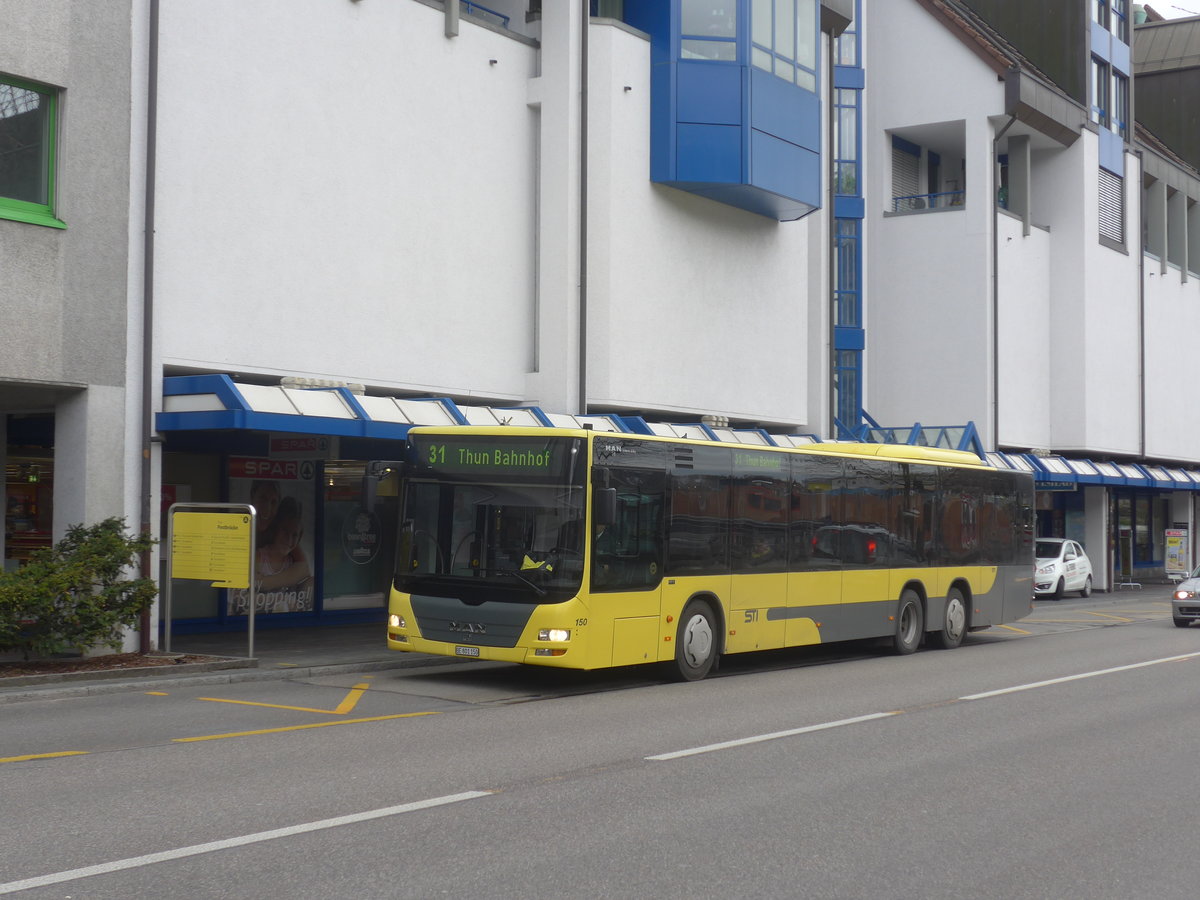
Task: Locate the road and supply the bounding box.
[2,594,1197,898]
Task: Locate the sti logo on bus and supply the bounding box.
[449,621,487,635]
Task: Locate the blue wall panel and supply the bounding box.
[750,131,819,207]
[749,68,818,151]
[677,62,743,125]
[678,124,743,183]
[1098,127,1125,176]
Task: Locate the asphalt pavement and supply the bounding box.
[0,585,1178,705]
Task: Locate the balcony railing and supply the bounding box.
[892,191,965,213]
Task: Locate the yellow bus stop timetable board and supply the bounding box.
[171,511,253,588]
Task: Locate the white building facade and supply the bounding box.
[4,0,1199,644]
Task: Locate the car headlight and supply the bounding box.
[1174,591,1195,601]
[1036,564,1056,575]
[538,628,571,642]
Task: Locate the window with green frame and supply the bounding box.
[0,76,65,229]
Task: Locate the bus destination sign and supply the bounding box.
[412,436,576,478]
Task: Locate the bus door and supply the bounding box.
[837,459,896,639]
[590,465,665,668]
[787,455,843,645]
[728,451,789,653]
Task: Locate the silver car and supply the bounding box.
[1033,538,1094,599]
[1171,566,1200,627]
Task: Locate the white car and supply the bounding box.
[1033,538,1093,599]
[1171,566,1200,627]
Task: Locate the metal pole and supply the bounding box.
[247,509,256,660]
[163,504,173,653]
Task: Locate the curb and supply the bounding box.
[0,657,252,688]
[0,654,457,705]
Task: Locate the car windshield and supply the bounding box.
[1035,540,1064,559]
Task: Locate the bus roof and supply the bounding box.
[404,425,989,469]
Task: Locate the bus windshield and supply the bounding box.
[395,435,586,603]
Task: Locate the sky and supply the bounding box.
[1150,4,1199,18]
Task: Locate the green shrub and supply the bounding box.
[0,517,157,660]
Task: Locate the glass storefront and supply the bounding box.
[161,449,398,634]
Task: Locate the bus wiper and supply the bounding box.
[491,568,547,596]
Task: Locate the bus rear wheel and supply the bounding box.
[673,601,717,681]
[928,587,967,650]
[892,590,923,655]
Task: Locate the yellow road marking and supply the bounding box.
[995,623,1032,634]
[1,751,88,764]
[146,691,169,696]
[174,710,439,743]
[198,683,371,716]
[1083,611,1133,622]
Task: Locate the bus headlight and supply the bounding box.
[538,628,571,642]
[389,615,407,629]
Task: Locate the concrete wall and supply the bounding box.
[996,211,1053,450]
[0,0,137,544]
[864,1,1001,438]
[1145,254,1200,462]
[0,0,133,393]
[153,2,822,428]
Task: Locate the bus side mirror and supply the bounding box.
[362,460,405,512]
[594,487,617,526]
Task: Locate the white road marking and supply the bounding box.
[959,651,1200,701]
[0,791,491,895]
[645,712,900,761]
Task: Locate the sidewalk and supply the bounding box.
[0,623,447,705]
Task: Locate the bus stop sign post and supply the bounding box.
[165,503,257,659]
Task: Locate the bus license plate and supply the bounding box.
[455,646,480,658]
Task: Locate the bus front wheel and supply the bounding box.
[673,601,718,681]
[892,590,923,655]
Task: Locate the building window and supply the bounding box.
[835,9,858,66]
[681,0,738,60]
[834,219,859,326]
[751,0,818,91]
[834,88,859,195]
[1111,0,1128,42]
[0,76,64,229]
[833,351,861,436]
[1099,168,1124,244]
[1097,0,1130,41]
[891,136,921,209]
[1091,57,1110,127]
[1111,72,1128,139]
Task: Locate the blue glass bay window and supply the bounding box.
[625,0,822,221]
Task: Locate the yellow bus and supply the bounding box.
[383,426,1034,680]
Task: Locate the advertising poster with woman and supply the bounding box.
[227,458,316,615]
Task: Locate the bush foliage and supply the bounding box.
[0,518,157,660]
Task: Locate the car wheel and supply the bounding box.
[1174,616,1191,628]
[928,587,967,650]
[892,589,924,655]
[1079,576,1092,598]
[1053,578,1065,600]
